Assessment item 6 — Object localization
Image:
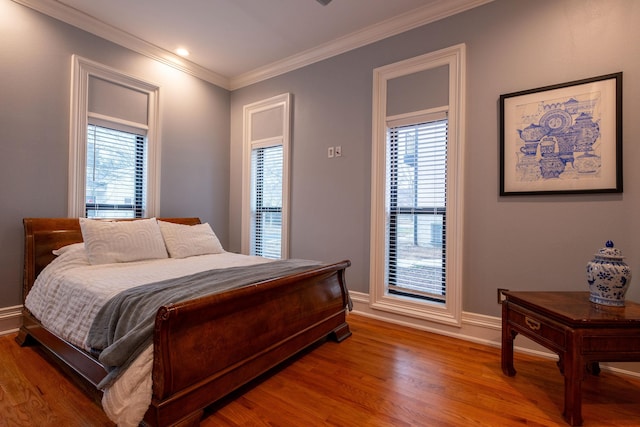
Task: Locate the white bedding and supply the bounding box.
[25,247,271,427]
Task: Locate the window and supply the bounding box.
[370,44,465,326]
[242,94,291,259]
[69,55,160,218]
[85,124,146,218]
[387,116,448,302]
[250,145,283,258]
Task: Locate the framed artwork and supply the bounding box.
[500,72,622,195]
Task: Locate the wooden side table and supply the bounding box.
[501,291,640,426]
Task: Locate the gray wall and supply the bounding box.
[229,0,640,317]
[3,0,640,321]
[0,1,230,307]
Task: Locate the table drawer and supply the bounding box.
[508,306,567,350]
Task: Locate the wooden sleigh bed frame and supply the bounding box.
[16,217,352,426]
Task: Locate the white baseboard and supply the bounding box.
[5,294,640,379]
[0,305,22,336]
[349,291,640,379]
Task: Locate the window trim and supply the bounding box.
[369,44,466,326]
[241,93,291,258]
[69,55,161,218]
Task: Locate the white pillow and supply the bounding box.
[79,217,168,265]
[158,220,224,259]
[52,242,85,256]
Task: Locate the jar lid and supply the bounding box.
[595,240,623,259]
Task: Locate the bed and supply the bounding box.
[16,217,352,426]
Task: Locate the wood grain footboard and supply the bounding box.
[144,260,351,427]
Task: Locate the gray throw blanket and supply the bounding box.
[87,259,323,389]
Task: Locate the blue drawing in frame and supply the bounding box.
[500,73,622,195]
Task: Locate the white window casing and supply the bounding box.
[370,44,466,326]
[241,93,291,258]
[69,55,161,218]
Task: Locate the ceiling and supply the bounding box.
[16,0,492,89]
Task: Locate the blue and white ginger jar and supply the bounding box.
[586,240,632,307]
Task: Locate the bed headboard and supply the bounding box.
[22,217,201,302]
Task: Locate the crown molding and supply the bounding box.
[13,0,492,91]
[12,0,231,89]
[229,0,493,89]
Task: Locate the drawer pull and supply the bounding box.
[525,317,541,331]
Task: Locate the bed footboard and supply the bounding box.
[143,260,351,427]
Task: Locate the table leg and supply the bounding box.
[557,353,564,374]
[501,303,517,376]
[587,361,600,376]
[563,349,584,426]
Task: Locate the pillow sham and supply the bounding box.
[158,220,224,259]
[79,217,168,265]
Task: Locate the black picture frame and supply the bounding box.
[499,72,622,196]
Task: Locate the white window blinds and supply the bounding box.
[250,144,283,258]
[86,124,147,218]
[386,117,448,302]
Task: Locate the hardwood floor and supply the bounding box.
[1,314,640,426]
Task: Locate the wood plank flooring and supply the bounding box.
[1,314,640,426]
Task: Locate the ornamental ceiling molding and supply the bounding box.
[13,0,492,90]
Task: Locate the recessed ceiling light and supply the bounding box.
[176,48,190,57]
